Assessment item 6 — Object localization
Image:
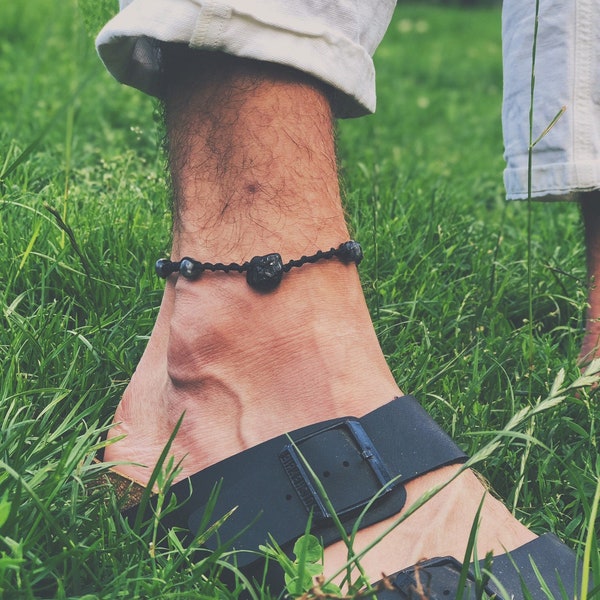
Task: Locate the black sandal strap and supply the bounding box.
[378,533,587,600]
[484,533,584,599]
[126,396,467,569]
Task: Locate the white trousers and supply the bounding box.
[96,0,600,199]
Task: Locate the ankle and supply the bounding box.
[165,259,401,407]
[162,262,400,469]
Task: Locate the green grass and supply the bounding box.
[1,1,598,597]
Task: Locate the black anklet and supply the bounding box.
[155,240,363,292]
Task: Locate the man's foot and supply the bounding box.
[105,261,535,581]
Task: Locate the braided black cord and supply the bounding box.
[199,261,247,273]
[282,247,339,272]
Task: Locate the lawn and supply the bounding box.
[0,1,598,598]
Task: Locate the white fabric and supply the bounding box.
[95,0,396,118]
[503,0,600,200]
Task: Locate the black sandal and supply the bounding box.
[109,396,587,598]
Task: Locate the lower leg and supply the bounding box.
[106,49,401,481]
[106,48,534,579]
[579,191,600,365]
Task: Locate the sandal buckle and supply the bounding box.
[279,419,396,521]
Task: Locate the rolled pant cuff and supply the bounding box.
[504,161,600,201]
[95,0,390,118]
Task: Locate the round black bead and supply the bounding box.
[179,257,204,280]
[246,253,284,292]
[337,240,363,265]
[155,258,173,278]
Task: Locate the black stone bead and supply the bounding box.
[155,258,173,278]
[338,240,363,265]
[246,253,284,291]
[179,257,204,280]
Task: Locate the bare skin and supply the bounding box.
[580,192,600,366]
[105,49,535,582]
